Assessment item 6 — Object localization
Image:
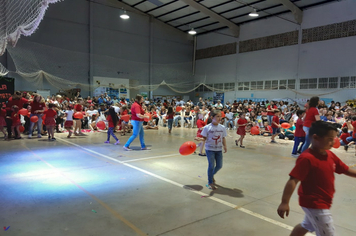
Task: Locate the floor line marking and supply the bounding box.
[122,154,180,163]
[22,144,147,236]
[57,138,313,235]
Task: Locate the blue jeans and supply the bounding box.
[184,116,192,123]
[206,150,223,185]
[226,119,234,128]
[292,137,305,154]
[301,127,310,153]
[267,115,273,125]
[107,127,118,141]
[173,116,181,127]
[168,119,173,130]
[29,114,43,135]
[124,120,145,148]
[346,136,356,143]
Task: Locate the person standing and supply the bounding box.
[6,91,29,139]
[123,95,150,151]
[28,94,46,139]
[301,96,320,153]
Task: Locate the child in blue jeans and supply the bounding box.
[201,110,227,190]
[291,110,306,157]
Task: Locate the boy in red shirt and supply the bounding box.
[346,117,356,155]
[277,121,356,236]
[291,110,306,157]
[339,127,351,151]
[271,109,281,143]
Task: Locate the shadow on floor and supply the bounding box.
[128,145,153,150]
[183,184,244,198]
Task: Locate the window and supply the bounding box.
[287,79,295,89]
[214,83,224,90]
[328,77,338,88]
[340,77,350,88]
[238,82,244,91]
[264,81,271,90]
[300,78,317,89]
[272,80,278,90]
[350,76,356,88]
[279,80,287,89]
[205,84,213,91]
[257,81,264,90]
[318,78,328,89]
[250,81,257,90]
[224,83,235,90]
[195,84,200,92]
[243,82,250,90]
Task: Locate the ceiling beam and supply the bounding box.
[178,0,239,37]
[268,0,302,24]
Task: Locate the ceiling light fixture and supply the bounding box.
[120,10,130,19]
[188,28,197,35]
[249,9,259,17]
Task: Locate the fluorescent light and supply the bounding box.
[188,28,197,35]
[120,10,130,19]
[249,9,259,17]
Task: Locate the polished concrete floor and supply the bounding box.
[1,127,356,236]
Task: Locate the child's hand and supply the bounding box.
[277,203,289,219]
[223,146,227,153]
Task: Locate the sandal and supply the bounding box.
[235,140,238,146]
[240,145,245,148]
[198,153,206,156]
[206,184,217,190]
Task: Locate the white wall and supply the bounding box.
[1,0,194,97]
[194,0,356,103]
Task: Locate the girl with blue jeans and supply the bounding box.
[201,110,227,190]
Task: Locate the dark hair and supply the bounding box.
[108,107,118,127]
[309,121,337,138]
[135,94,143,103]
[48,103,56,108]
[296,110,304,116]
[167,106,174,115]
[274,109,281,113]
[239,113,245,117]
[309,96,319,108]
[210,109,221,118]
[342,127,348,133]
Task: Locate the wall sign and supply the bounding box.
[0,77,14,104]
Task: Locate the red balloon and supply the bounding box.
[176,106,182,112]
[144,113,152,122]
[97,121,106,130]
[221,111,225,118]
[281,123,291,129]
[19,109,28,116]
[251,126,260,135]
[179,141,197,156]
[333,137,340,149]
[19,125,25,133]
[121,114,130,122]
[73,112,84,119]
[30,116,38,123]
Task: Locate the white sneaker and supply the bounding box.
[37,134,42,138]
[28,134,32,139]
[291,154,299,158]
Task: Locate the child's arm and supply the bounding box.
[272,121,281,127]
[222,137,227,153]
[277,176,300,219]
[344,168,356,178]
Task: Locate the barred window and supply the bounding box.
[351,76,356,88]
[300,78,317,89]
[243,82,250,91]
[340,77,350,88]
[224,83,235,90]
[250,81,257,90]
[205,84,213,91]
[257,81,264,90]
[238,82,244,91]
[214,83,224,90]
[272,80,278,90]
[279,80,287,89]
[287,79,296,89]
[318,78,328,89]
[329,77,338,88]
[264,81,271,90]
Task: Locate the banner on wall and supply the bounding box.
[0,77,14,104]
[213,92,224,104]
[236,98,267,102]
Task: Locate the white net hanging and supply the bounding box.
[0,0,61,75]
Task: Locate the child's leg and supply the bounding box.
[50,126,55,138]
[240,135,245,145]
[292,137,301,154]
[78,120,83,134]
[301,207,335,236]
[205,150,216,189]
[290,224,308,236]
[15,126,21,137]
[0,126,6,136]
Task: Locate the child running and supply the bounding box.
[64,105,74,138]
[291,110,306,157]
[44,103,57,141]
[166,106,174,134]
[105,107,120,145]
[271,109,281,143]
[277,121,356,236]
[235,113,248,148]
[201,109,227,190]
[194,112,206,156]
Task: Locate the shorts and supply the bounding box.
[272,127,280,135]
[64,120,73,128]
[301,207,335,236]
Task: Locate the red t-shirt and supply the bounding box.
[290,149,349,209]
[0,109,6,117]
[6,97,29,112]
[11,111,20,123]
[271,115,279,128]
[107,115,116,128]
[294,118,305,137]
[151,111,158,118]
[265,125,272,133]
[238,118,247,127]
[340,133,350,144]
[30,102,46,114]
[131,102,144,122]
[304,107,319,128]
[121,110,128,116]
[196,119,205,136]
[267,105,277,116]
[45,109,57,118]
[352,121,356,138]
[166,113,174,120]
[74,104,83,112]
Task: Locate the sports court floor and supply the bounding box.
[1,128,356,236]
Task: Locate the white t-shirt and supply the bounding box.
[87,109,99,117]
[112,106,120,114]
[65,110,74,121]
[225,112,233,120]
[201,123,227,151]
